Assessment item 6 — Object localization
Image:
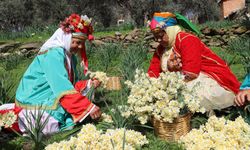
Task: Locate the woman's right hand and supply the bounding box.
[91,79,101,88]
[167,52,182,72]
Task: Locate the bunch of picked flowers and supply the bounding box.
[180,116,250,150]
[45,124,148,150]
[0,111,17,131]
[124,69,205,124]
[89,71,109,88]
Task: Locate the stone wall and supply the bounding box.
[0,24,249,59]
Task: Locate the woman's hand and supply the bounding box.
[89,106,102,120]
[91,79,101,88]
[167,52,182,72]
[235,89,250,106]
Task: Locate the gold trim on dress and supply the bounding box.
[182,70,199,78]
[72,103,95,123]
[37,50,48,55]
[15,90,78,110]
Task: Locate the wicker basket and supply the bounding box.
[151,113,192,141]
[106,76,121,90]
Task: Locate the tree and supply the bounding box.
[0,0,30,31]
[115,0,151,27]
[32,0,72,25]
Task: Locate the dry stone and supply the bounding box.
[149,41,159,49]
[0,42,21,53]
[233,26,248,34]
[115,32,122,37]
[19,42,42,50]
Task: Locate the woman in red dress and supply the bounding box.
[148,12,240,111]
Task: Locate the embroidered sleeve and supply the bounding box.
[148,46,164,78]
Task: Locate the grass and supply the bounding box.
[198,20,237,29]
[0,56,32,101]
[0,22,135,43]
[94,29,132,38]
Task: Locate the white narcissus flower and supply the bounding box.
[180,116,250,150]
[101,113,113,123]
[0,111,17,129]
[125,69,205,124]
[45,124,148,150]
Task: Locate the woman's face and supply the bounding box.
[153,29,169,47]
[70,37,85,53]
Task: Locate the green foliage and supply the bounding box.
[0,55,26,103]
[18,108,50,149]
[0,56,32,101]
[86,42,150,79]
[119,42,148,81]
[230,64,246,82]
[88,43,122,73]
[141,132,184,150]
[1,135,26,150]
[228,36,250,73]
[241,15,250,30]
[191,114,208,129]
[0,54,24,71]
[239,103,250,124]
[95,88,136,130]
[222,104,250,125]
[44,126,82,145]
[0,73,15,105]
